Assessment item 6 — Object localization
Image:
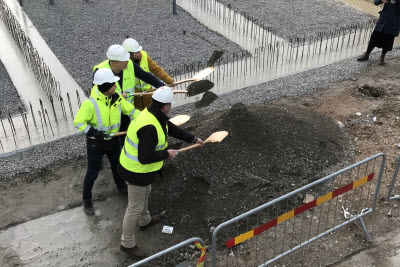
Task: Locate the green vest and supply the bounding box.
[135,50,152,92]
[75,85,125,135]
[93,60,137,104]
[119,109,168,173]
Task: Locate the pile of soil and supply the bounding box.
[150,103,353,241]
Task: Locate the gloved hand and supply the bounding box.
[93,130,111,140]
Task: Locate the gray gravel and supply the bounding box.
[0,134,86,180]
[21,0,245,90]
[3,49,398,180]
[218,0,374,39]
[0,60,25,116]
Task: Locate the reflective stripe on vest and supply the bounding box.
[75,123,91,134]
[89,97,121,131]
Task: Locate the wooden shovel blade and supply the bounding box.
[205,131,229,143]
[192,67,215,81]
[169,115,190,126]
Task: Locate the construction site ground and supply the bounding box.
[1,55,400,266]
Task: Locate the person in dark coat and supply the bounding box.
[357,0,400,65]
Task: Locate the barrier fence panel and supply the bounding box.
[387,153,400,200]
[211,153,385,267]
[129,237,207,267]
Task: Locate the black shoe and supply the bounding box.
[139,215,161,231]
[357,54,369,61]
[83,200,95,216]
[120,245,147,259]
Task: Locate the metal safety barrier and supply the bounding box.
[129,237,207,267]
[387,154,400,200]
[211,153,385,266]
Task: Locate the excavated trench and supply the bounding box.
[150,103,353,241]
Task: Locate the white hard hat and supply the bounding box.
[106,44,130,61]
[152,86,175,104]
[122,38,142,53]
[93,68,120,85]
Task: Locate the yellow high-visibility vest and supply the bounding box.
[93,59,137,104]
[73,85,138,134]
[119,108,168,173]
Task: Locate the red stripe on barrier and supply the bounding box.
[226,238,236,249]
[253,218,278,236]
[368,173,374,182]
[198,254,205,262]
[332,183,353,198]
[294,199,317,216]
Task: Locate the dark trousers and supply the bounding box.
[83,139,127,201]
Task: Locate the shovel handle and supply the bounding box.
[134,90,188,96]
[112,131,127,137]
[175,78,195,85]
[179,140,211,153]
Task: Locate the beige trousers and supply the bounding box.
[121,184,152,248]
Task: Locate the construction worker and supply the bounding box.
[93,44,165,137]
[122,38,176,110]
[118,86,203,258]
[74,68,139,216]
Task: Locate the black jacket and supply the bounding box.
[118,106,196,186]
[374,0,400,36]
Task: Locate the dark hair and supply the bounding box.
[98,82,114,93]
[149,99,167,110]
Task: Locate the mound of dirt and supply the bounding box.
[150,103,353,242]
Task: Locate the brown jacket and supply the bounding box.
[134,54,174,84]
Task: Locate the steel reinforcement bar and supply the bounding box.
[0,0,60,100]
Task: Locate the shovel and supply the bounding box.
[110,115,191,137]
[175,67,215,85]
[133,89,188,96]
[179,131,228,152]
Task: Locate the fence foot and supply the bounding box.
[359,217,373,243]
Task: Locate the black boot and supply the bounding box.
[357,52,370,61]
[83,199,95,216]
[379,52,386,66]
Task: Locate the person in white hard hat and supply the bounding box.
[93,44,165,141]
[118,86,203,258]
[74,69,138,216]
[122,38,176,110]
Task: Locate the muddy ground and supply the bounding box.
[1,57,400,266]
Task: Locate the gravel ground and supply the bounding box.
[2,48,398,179]
[0,134,86,180]
[0,60,24,116]
[218,0,374,39]
[21,0,244,90]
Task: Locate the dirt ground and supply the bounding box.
[1,56,400,266]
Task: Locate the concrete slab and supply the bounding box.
[0,195,188,266]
